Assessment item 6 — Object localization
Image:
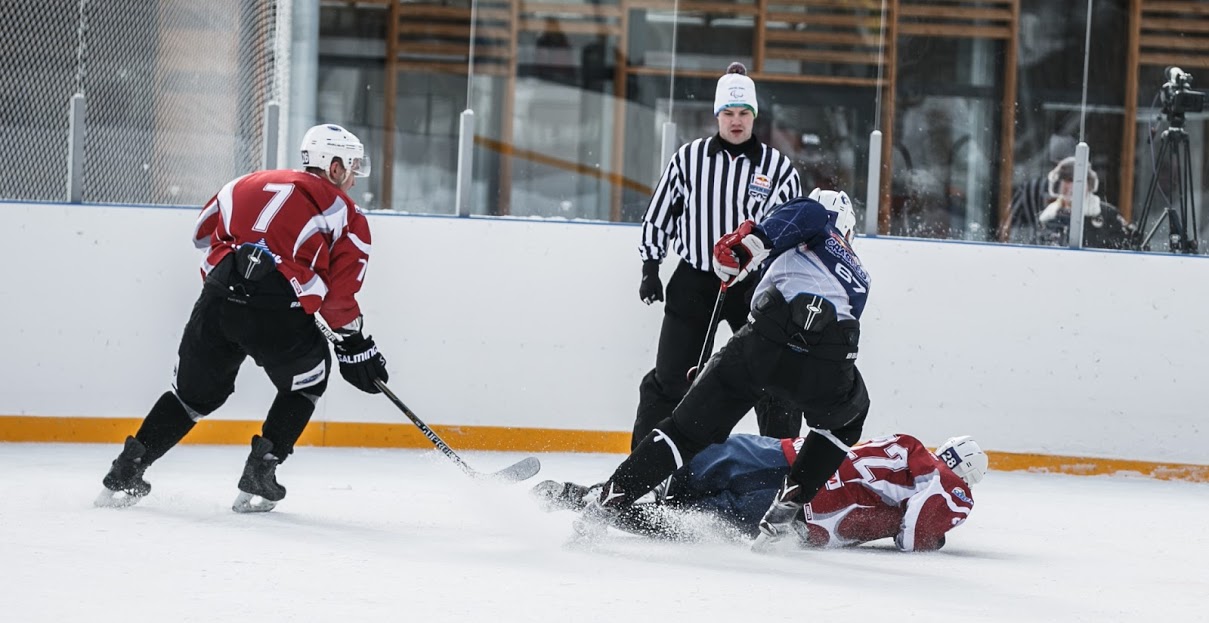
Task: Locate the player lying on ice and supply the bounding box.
[532,432,987,551]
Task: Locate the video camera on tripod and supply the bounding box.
[1131,67,1207,253]
[1160,66,1205,126]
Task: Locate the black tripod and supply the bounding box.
[1133,123,1199,254]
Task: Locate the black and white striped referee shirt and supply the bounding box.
[639,135,801,272]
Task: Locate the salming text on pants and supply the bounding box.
[633,260,801,449]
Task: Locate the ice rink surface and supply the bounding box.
[2,442,1207,622]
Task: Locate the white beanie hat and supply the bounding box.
[714,62,758,117]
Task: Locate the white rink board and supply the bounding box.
[2,202,1208,463]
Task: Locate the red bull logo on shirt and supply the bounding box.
[748,173,772,198]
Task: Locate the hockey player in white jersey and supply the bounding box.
[577,188,872,544]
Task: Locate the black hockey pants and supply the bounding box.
[134,257,330,465]
[633,261,802,449]
[611,292,869,506]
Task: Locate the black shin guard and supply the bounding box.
[134,391,198,465]
[261,390,319,462]
[609,420,697,504]
[786,412,866,505]
[785,432,848,505]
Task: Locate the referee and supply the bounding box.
[634,62,802,449]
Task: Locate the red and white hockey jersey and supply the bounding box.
[781,434,974,551]
[191,170,372,328]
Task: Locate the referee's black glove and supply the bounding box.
[639,260,664,305]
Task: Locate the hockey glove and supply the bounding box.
[639,260,664,305]
[713,220,770,286]
[334,323,389,394]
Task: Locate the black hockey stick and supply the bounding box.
[372,379,540,482]
[688,283,728,382]
[316,317,540,482]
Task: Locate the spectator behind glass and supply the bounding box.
[1036,157,1133,250]
[1003,133,1076,244]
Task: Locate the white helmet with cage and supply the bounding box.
[808,187,857,243]
[300,124,371,178]
[935,436,988,486]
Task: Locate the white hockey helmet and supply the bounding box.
[300,124,371,178]
[935,436,988,486]
[808,187,857,243]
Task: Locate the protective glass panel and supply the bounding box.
[891,29,1006,241]
[1125,17,1208,254]
[304,0,1209,250]
[497,1,627,220]
[317,4,386,209]
[1003,0,1133,250]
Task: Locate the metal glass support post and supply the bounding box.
[1068,142,1090,250]
[864,130,882,237]
[67,93,86,204]
[263,101,280,170]
[455,109,475,217]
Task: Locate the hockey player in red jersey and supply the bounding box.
[97,124,390,513]
[535,433,985,551]
[797,433,983,550]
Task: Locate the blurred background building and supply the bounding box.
[4,0,1207,250]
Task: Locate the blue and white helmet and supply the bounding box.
[936,436,988,485]
[301,124,370,178]
[808,187,856,243]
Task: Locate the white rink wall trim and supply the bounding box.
[2,202,1207,464]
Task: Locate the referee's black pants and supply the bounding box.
[633,260,802,449]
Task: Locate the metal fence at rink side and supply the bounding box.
[2,0,290,207]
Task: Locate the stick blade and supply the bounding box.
[485,456,541,482]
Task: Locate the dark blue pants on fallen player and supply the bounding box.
[664,434,792,536]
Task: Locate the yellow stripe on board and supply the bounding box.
[2,416,1207,483]
[0,416,632,454]
[988,452,1209,483]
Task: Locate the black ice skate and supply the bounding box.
[95,436,152,508]
[752,476,808,552]
[531,480,597,512]
[572,481,628,539]
[232,435,286,513]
